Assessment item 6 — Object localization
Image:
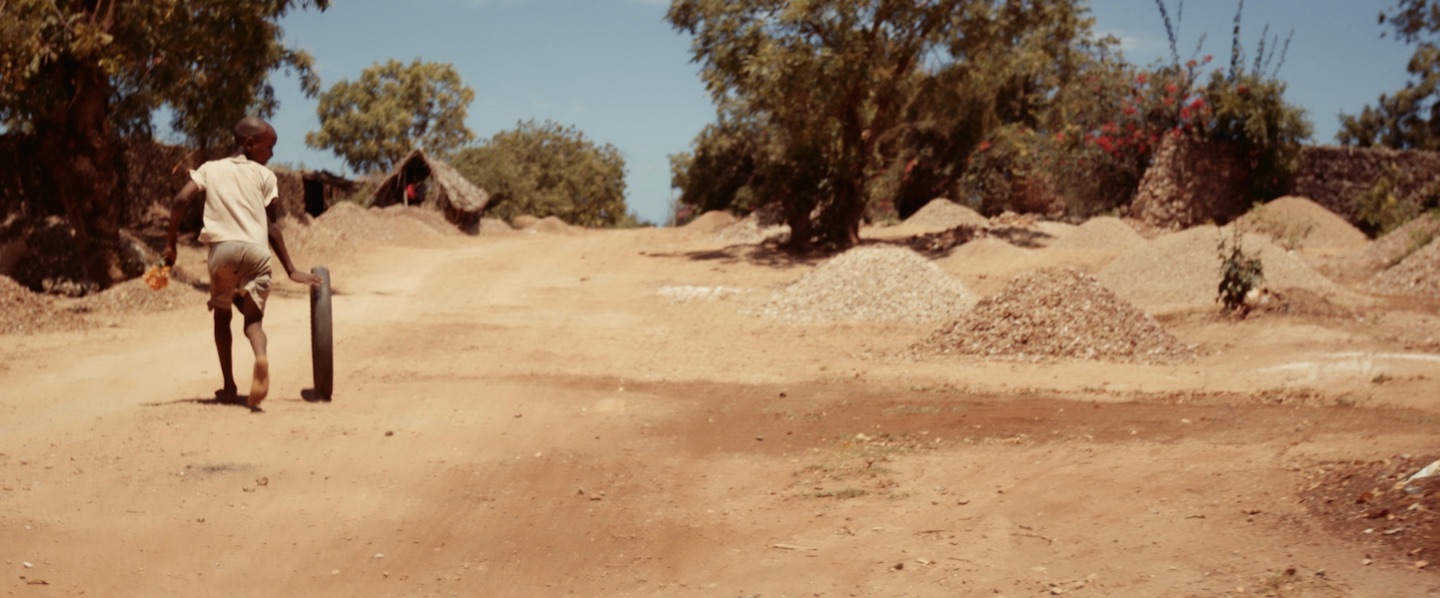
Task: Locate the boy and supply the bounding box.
[164,116,320,411]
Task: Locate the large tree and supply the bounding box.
[306,59,475,175]
[1339,0,1440,148]
[0,0,328,288]
[452,120,633,228]
[667,0,1098,251]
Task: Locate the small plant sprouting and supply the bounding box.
[1217,228,1263,315]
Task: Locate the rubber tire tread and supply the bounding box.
[310,266,334,401]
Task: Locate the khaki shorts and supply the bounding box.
[207,241,272,313]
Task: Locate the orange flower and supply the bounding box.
[144,264,171,291]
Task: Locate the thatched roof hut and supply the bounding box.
[369,149,491,234]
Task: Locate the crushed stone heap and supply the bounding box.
[1370,234,1440,298]
[924,268,1195,364]
[902,198,988,231]
[755,244,975,325]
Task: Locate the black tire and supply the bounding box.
[309,266,334,401]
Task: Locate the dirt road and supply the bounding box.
[3,221,1440,597]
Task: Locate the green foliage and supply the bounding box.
[1197,71,1311,203]
[1150,1,1309,204]
[452,120,633,228]
[668,106,769,220]
[1217,228,1263,314]
[898,2,1114,218]
[1356,162,1437,236]
[0,0,328,288]
[0,0,328,151]
[306,59,474,175]
[668,0,1101,248]
[1339,0,1440,148]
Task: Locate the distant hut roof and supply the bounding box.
[370,149,491,234]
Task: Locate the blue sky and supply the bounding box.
[263,0,1415,225]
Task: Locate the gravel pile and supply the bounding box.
[481,217,515,234]
[1097,225,1370,314]
[0,275,85,334]
[682,210,738,234]
[70,276,206,316]
[1047,216,1146,253]
[719,204,789,244]
[286,202,461,261]
[525,216,580,235]
[0,271,205,335]
[755,245,975,325]
[1370,235,1440,298]
[657,285,747,302]
[903,199,988,231]
[923,268,1195,364]
[1234,196,1369,253]
[1365,212,1440,268]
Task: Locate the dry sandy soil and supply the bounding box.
[3,200,1440,597]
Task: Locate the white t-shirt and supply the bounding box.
[191,155,277,247]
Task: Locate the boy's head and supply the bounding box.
[234,117,277,165]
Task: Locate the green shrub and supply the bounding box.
[1217,228,1263,314]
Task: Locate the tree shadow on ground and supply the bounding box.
[898,225,1056,259]
[656,224,1055,267]
[650,240,824,269]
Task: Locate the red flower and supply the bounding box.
[977,141,991,152]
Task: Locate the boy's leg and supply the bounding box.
[213,309,237,403]
[240,299,270,409]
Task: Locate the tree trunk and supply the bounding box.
[818,177,864,250]
[34,55,125,290]
[781,193,815,253]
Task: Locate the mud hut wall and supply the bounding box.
[1292,145,1440,228]
[0,134,59,220]
[272,171,308,220]
[122,140,199,228]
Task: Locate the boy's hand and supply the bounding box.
[162,245,177,267]
[290,270,322,287]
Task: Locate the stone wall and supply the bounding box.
[1131,139,1440,233]
[1292,145,1440,234]
[1130,135,1249,230]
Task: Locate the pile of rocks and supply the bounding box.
[1097,225,1370,314]
[0,275,84,334]
[902,199,988,232]
[755,245,975,325]
[924,268,1194,364]
[1370,235,1440,298]
[719,203,789,245]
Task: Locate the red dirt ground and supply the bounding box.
[3,218,1440,597]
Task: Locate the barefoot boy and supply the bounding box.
[165,116,319,411]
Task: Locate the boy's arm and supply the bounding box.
[267,203,321,287]
[163,181,201,266]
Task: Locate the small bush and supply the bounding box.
[1217,228,1263,314]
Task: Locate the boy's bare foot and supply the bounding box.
[248,357,270,409]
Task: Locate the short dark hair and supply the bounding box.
[233,117,273,144]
